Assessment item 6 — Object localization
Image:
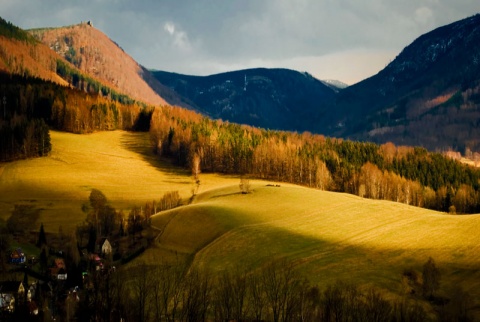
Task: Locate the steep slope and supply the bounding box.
[29,22,172,107]
[152,68,337,132]
[0,17,148,107]
[334,14,480,151]
[0,17,67,85]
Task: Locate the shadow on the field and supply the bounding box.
[120,131,189,177]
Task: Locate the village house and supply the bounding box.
[97,238,112,256]
[101,238,112,255]
[50,258,67,280]
[9,248,26,264]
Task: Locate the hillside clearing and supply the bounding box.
[0,130,235,232]
[151,183,480,300]
[1,129,479,308]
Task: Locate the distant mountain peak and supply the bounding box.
[321,79,349,91]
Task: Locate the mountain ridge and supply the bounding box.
[152,67,337,132]
[333,13,480,151]
[0,17,68,85]
[29,22,170,106]
[3,14,480,152]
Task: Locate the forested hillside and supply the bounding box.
[152,15,480,153]
[0,72,152,161]
[29,22,176,107]
[334,14,480,151]
[150,106,480,214]
[0,17,67,85]
[0,18,158,161]
[152,68,336,132]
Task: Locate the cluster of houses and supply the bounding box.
[0,280,38,315]
[1,237,114,316]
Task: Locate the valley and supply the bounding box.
[1,10,480,321]
[1,131,480,320]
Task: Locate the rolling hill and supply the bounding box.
[150,182,480,307]
[0,130,236,232]
[152,68,337,132]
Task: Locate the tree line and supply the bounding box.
[0,17,36,43]
[56,59,139,106]
[150,105,480,213]
[63,257,471,322]
[0,72,153,161]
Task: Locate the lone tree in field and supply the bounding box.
[191,153,201,196]
[90,188,107,211]
[422,257,441,299]
[239,177,251,194]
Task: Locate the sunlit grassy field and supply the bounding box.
[2,130,480,308]
[0,130,235,233]
[151,183,480,301]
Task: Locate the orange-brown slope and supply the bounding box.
[0,35,68,85]
[30,23,167,106]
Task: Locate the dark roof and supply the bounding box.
[0,281,23,293]
[97,237,109,244]
[10,248,24,258]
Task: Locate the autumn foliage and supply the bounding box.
[0,72,151,161]
[150,105,480,213]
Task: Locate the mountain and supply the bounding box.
[4,14,480,152]
[321,79,349,92]
[29,22,180,107]
[152,14,480,152]
[0,17,154,108]
[0,17,68,85]
[152,68,337,132]
[333,14,480,151]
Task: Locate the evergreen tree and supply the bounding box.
[39,247,48,275]
[87,225,97,253]
[37,223,47,248]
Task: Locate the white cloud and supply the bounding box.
[162,21,192,53]
[163,22,175,35]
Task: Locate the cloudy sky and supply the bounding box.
[2,0,479,84]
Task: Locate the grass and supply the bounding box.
[0,130,235,233]
[2,129,480,310]
[151,183,480,302]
